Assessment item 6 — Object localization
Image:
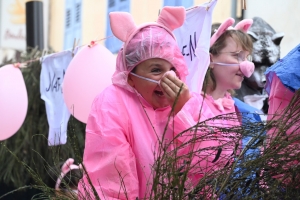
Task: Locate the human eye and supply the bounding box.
[151,68,162,73]
[232,53,239,58]
[171,67,176,72]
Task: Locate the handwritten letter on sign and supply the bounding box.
[181,31,197,62]
[45,70,65,93]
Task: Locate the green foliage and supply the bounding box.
[71,90,299,200]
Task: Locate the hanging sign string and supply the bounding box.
[12,35,113,69]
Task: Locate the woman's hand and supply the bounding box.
[160,72,191,114]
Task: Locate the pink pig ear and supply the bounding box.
[210,18,235,47]
[234,19,253,32]
[157,6,185,31]
[109,12,137,42]
[61,158,74,174]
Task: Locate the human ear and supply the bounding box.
[209,53,214,69]
[209,53,213,61]
[127,74,135,87]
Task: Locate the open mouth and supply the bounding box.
[154,90,164,97]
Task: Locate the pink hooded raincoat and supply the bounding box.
[78,6,240,200]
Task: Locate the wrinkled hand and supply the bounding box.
[160,73,191,114]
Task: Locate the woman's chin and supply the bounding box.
[232,82,242,90]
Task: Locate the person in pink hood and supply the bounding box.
[169,19,257,199]
[78,6,194,199]
[78,6,257,198]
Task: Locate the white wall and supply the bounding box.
[245,0,300,58]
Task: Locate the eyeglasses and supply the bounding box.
[218,50,252,62]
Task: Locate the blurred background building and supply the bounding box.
[0,0,299,63]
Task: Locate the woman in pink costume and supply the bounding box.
[172,17,256,189]
[78,6,193,199]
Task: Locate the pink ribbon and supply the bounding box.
[213,97,234,111]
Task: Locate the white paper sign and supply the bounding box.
[173,0,217,93]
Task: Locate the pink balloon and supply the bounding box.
[63,44,116,123]
[0,65,28,141]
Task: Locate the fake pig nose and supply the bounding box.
[239,61,254,78]
[162,70,176,79]
[158,70,177,85]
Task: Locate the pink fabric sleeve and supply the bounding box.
[78,88,139,200]
[170,92,206,142]
[169,93,219,186]
[267,74,296,137]
[170,93,238,186]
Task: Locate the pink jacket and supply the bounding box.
[78,7,240,199]
[266,74,298,182]
[78,84,189,199]
[78,86,240,199]
[173,92,240,185]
